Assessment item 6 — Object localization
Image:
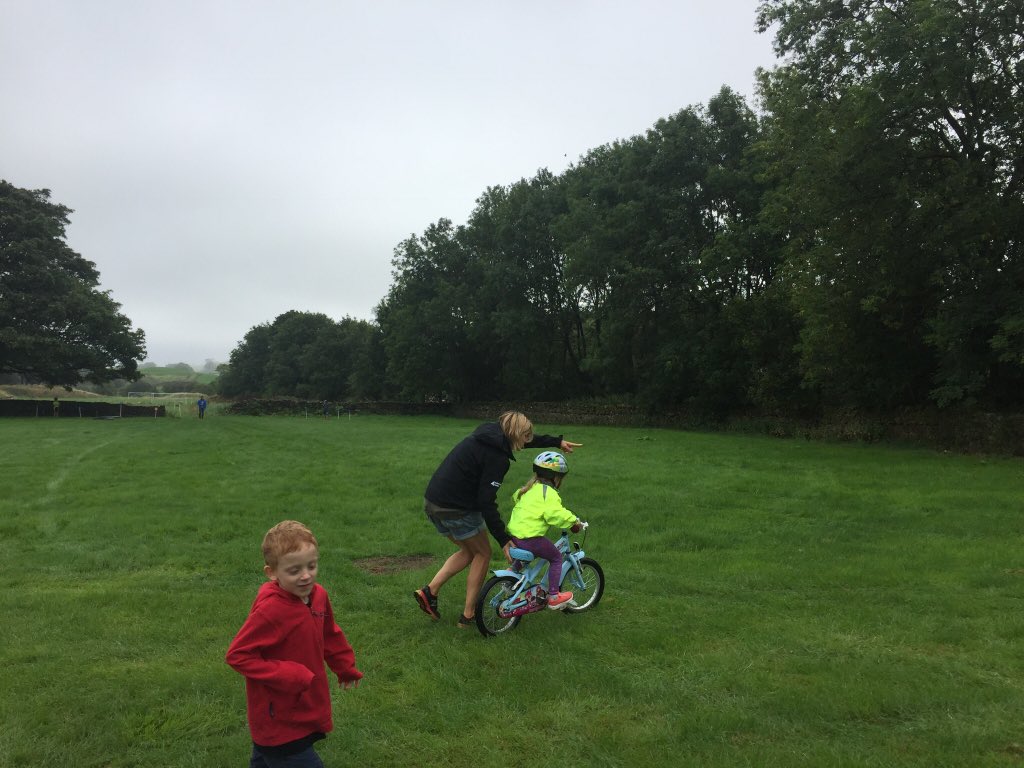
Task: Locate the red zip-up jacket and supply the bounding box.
[226,581,362,747]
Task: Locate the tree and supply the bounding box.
[217,323,273,397]
[299,316,379,400]
[554,88,784,414]
[262,311,337,397]
[344,318,387,400]
[462,171,587,400]
[376,220,478,401]
[217,311,380,400]
[0,180,146,386]
[757,0,1024,408]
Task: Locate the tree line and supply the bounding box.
[220,0,1024,415]
[4,0,1021,417]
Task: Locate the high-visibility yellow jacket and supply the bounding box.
[507,481,578,539]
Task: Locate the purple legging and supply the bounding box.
[511,535,563,593]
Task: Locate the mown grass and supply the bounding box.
[1,415,1023,767]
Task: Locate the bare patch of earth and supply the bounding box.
[352,554,434,574]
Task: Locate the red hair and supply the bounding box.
[262,520,318,567]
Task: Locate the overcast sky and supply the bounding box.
[2,1,778,368]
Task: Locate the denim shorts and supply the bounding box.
[424,500,486,541]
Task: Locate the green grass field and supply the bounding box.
[1,415,1023,767]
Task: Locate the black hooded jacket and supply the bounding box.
[424,422,562,545]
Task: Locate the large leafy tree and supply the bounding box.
[757,0,1024,407]
[299,316,380,400]
[217,311,377,399]
[375,87,788,414]
[461,171,587,400]
[555,87,783,413]
[217,323,272,397]
[378,175,588,403]
[262,310,337,398]
[376,220,476,401]
[700,90,804,413]
[342,318,387,400]
[0,180,145,386]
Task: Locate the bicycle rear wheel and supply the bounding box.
[475,575,522,637]
[563,557,604,612]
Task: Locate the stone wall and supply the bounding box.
[222,398,1024,455]
[0,399,166,418]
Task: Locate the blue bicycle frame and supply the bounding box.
[475,526,604,636]
[492,531,588,612]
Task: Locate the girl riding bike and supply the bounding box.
[506,451,585,609]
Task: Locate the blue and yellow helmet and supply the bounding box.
[533,450,568,476]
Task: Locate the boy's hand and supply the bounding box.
[502,541,513,564]
[560,440,582,453]
[340,679,360,689]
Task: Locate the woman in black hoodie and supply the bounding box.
[414,411,581,628]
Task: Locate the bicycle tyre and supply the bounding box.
[563,557,604,613]
[474,575,522,637]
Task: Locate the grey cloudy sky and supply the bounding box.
[2,1,778,367]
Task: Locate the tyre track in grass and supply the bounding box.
[38,439,117,531]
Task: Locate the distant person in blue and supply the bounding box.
[197,396,208,419]
[322,400,330,420]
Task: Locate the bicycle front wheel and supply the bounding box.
[475,575,522,637]
[563,557,604,612]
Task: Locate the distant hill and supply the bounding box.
[141,366,218,385]
[0,366,217,400]
[0,384,100,399]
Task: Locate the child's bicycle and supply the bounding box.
[474,524,605,637]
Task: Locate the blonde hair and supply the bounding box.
[515,475,539,500]
[498,410,534,451]
[516,471,563,500]
[262,520,318,568]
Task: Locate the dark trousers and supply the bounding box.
[249,744,324,768]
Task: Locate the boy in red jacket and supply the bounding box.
[226,520,362,768]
